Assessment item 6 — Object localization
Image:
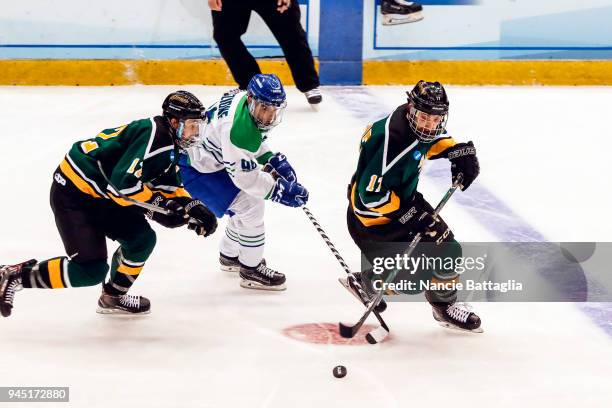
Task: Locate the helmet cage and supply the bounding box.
[176,118,204,150]
[162,91,205,149]
[406,82,449,142]
[406,101,448,142]
[247,96,287,132]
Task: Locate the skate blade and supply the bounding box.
[240,280,286,291]
[220,265,240,273]
[96,307,151,316]
[309,103,320,112]
[437,321,484,334]
[382,12,424,25]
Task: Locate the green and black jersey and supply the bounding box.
[349,104,456,227]
[58,116,189,206]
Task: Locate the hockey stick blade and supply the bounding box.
[338,277,389,339]
[365,325,390,344]
[339,307,389,339]
[338,291,385,339]
[338,322,357,339]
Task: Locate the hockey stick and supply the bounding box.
[96,161,173,215]
[98,161,210,235]
[338,174,464,342]
[94,158,215,229]
[301,206,391,337]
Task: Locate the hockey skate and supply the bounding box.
[0,259,37,318]
[338,271,387,313]
[97,289,151,315]
[431,302,483,333]
[220,253,241,273]
[220,254,267,273]
[381,0,424,25]
[239,262,286,291]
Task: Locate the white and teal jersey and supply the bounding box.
[186,90,276,199]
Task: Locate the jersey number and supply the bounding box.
[366,175,383,193]
[97,125,127,140]
[81,125,126,154]
[241,159,257,172]
[81,140,99,154]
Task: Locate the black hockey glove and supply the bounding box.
[396,205,436,235]
[182,199,218,237]
[446,141,479,190]
[146,195,189,228]
[395,194,454,244]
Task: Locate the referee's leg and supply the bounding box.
[212,1,261,89]
[255,0,319,92]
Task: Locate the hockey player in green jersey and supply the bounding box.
[346,80,483,332]
[179,74,309,291]
[0,91,218,317]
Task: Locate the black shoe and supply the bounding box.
[0,259,36,318]
[97,290,151,315]
[239,262,286,291]
[431,302,483,333]
[381,0,424,25]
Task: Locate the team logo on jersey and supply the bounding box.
[413,150,422,161]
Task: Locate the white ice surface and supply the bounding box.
[0,86,611,407]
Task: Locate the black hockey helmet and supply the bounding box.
[162,90,204,121]
[406,80,449,142]
[162,91,205,149]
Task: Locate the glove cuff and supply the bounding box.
[184,199,204,213]
[448,141,476,160]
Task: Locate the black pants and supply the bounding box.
[212,0,319,92]
[50,169,153,264]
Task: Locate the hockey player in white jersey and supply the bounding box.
[179,74,308,291]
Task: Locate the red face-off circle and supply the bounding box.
[282,323,389,345]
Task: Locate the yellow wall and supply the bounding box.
[0,59,302,86]
[363,61,612,86]
[1,59,611,86]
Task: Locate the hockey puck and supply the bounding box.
[333,365,347,378]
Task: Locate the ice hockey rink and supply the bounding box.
[1,85,611,407]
